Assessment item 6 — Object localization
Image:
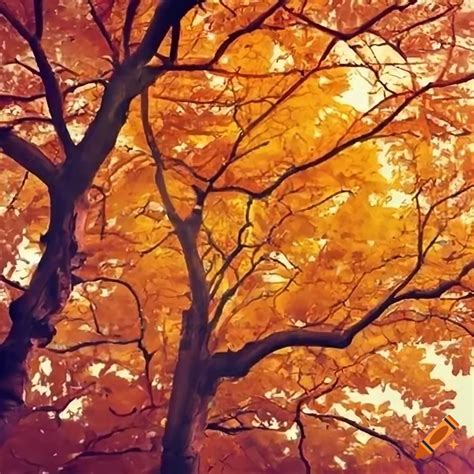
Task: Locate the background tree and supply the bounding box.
[0,0,472,473]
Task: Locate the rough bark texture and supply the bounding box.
[156,215,211,474]
[141,85,213,474]
[160,317,212,474]
[0,0,200,443]
[0,186,78,442]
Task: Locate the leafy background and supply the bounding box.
[0,0,473,472]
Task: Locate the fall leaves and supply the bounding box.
[0,0,473,472]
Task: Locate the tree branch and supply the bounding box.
[48,338,139,354]
[306,413,416,461]
[87,0,120,66]
[0,275,25,293]
[295,402,311,474]
[170,22,181,63]
[145,0,286,77]
[215,72,474,198]
[210,260,473,378]
[70,0,199,195]
[140,88,182,226]
[126,0,198,68]
[210,0,285,67]
[123,0,141,57]
[0,77,108,105]
[33,0,43,40]
[285,0,417,41]
[0,128,57,188]
[0,4,75,154]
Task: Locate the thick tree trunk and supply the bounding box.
[159,311,213,474]
[160,389,210,474]
[0,190,79,442]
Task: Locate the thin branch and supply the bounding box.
[11,58,42,77]
[295,402,311,474]
[87,0,120,66]
[139,231,174,256]
[214,73,474,198]
[30,383,95,419]
[63,446,153,468]
[123,0,141,57]
[210,1,285,67]
[78,276,145,324]
[0,4,75,154]
[209,252,266,331]
[0,116,55,127]
[0,77,108,105]
[306,413,416,461]
[5,171,29,210]
[33,0,43,40]
[169,22,181,63]
[206,422,263,435]
[140,88,182,226]
[394,4,456,37]
[146,0,286,77]
[285,0,417,41]
[48,339,139,354]
[208,197,254,298]
[0,275,26,292]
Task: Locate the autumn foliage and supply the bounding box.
[0,0,473,473]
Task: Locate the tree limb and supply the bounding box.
[0,128,57,188]
[123,0,141,57]
[0,4,75,154]
[285,0,417,41]
[144,0,286,77]
[305,413,416,461]
[127,0,198,69]
[0,275,26,293]
[170,21,181,63]
[87,0,120,65]
[0,77,109,105]
[70,0,200,194]
[210,260,473,378]
[33,0,43,40]
[213,73,474,198]
[140,88,182,226]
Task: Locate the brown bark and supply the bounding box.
[0,186,80,442]
[0,0,200,443]
[159,309,214,474]
[141,84,213,474]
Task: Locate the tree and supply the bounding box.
[0,0,472,472]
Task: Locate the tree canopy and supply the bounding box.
[0,0,473,473]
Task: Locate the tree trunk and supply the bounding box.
[0,190,79,442]
[160,389,210,474]
[159,311,213,474]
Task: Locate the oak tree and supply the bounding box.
[0,0,473,473]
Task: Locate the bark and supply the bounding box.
[209,259,474,380]
[0,0,201,444]
[0,186,80,442]
[141,83,213,473]
[159,310,214,474]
